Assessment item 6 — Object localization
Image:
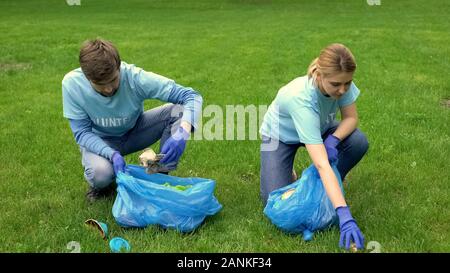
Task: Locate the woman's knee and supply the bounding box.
[260,167,292,207]
[84,160,115,189]
[260,179,270,206]
[356,130,369,154]
[259,140,298,206]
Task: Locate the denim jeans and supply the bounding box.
[260,122,369,205]
[80,103,183,189]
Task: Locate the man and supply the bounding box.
[62,38,202,202]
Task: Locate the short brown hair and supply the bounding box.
[79,38,121,83]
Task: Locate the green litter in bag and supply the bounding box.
[163,182,192,191]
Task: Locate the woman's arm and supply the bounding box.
[305,143,346,208]
[305,143,365,250]
[332,103,358,141]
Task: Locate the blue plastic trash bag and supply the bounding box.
[263,163,344,241]
[112,165,222,232]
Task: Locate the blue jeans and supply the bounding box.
[80,104,183,189]
[260,122,369,205]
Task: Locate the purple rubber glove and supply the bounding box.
[324,134,340,163]
[336,206,365,250]
[160,126,190,164]
[111,151,126,175]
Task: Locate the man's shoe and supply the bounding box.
[86,184,116,203]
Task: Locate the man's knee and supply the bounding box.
[84,161,115,189]
[164,103,184,124]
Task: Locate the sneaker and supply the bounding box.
[86,183,116,203]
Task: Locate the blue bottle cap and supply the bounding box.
[109,237,131,253]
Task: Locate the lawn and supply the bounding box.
[0,0,449,253]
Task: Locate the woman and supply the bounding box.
[260,43,369,250]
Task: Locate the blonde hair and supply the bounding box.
[307,43,356,84]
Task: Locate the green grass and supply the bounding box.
[0,0,449,253]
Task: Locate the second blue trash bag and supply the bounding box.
[112,165,222,232]
[263,163,344,241]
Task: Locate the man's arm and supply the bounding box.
[166,83,203,133]
[131,67,202,133]
[68,118,116,160]
[332,103,358,141]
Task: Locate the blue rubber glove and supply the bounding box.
[160,126,190,164]
[336,206,365,250]
[324,134,340,163]
[111,151,126,175]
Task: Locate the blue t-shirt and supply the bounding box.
[63,61,201,137]
[260,76,360,144]
[62,61,202,159]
